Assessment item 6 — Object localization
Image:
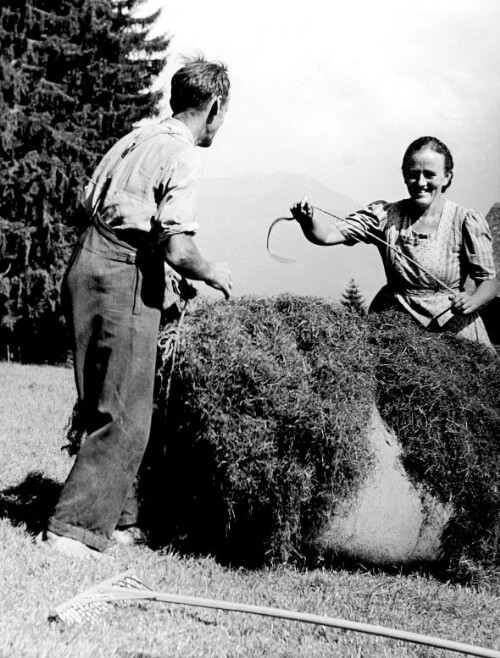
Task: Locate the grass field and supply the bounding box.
[0,361,499,658]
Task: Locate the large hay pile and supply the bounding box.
[143,295,499,582]
[147,296,374,563]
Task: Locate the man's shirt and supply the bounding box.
[83,117,200,238]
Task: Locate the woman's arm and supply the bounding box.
[451,279,499,315]
[290,197,347,246]
[453,209,499,313]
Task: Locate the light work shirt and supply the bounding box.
[82,117,200,238]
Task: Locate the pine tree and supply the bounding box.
[340,279,367,316]
[0,0,169,362]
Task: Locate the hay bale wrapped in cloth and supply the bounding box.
[147,295,499,579]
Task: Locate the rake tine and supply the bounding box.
[48,570,151,624]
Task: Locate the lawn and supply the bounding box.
[0,361,499,658]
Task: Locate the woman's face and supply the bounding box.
[403,147,452,211]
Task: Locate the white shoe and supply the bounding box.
[35,530,101,559]
[111,526,146,546]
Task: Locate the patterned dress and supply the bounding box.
[338,198,497,346]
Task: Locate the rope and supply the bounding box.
[266,216,298,264]
[312,204,455,294]
[157,299,190,411]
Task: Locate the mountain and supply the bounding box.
[194,171,386,302]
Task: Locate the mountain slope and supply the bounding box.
[194,172,385,301]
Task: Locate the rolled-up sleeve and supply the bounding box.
[463,210,497,281]
[338,200,389,245]
[154,146,201,237]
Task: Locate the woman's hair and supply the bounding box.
[170,55,230,114]
[402,136,454,191]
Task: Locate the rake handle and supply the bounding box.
[97,589,500,658]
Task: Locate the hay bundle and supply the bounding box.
[369,311,500,582]
[147,295,499,581]
[149,296,374,563]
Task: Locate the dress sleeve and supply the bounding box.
[154,145,201,237]
[462,209,497,281]
[337,200,390,245]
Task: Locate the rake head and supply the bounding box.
[48,570,152,625]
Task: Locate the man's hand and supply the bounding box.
[206,261,232,299]
[164,234,232,300]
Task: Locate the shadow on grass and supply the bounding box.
[0,471,61,535]
[0,470,465,588]
[317,550,447,584]
[135,431,449,580]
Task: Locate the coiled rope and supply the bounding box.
[157,298,190,410]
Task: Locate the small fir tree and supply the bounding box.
[341,279,367,315]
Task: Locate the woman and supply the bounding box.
[291,136,498,347]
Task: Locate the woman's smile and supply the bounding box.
[403,147,452,211]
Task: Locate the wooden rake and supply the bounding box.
[48,571,500,657]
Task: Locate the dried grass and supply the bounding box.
[66,294,499,583]
[367,310,500,585]
[148,295,374,565]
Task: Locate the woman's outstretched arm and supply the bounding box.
[290,197,347,246]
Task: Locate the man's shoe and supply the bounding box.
[111,525,146,546]
[35,530,101,559]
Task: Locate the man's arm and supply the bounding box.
[164,233,232,299]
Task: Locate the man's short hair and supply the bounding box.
[170,56,230,114]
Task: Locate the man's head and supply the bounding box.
[170,56,230,147]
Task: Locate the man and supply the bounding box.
[37,57,232,557]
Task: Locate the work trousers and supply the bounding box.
[48,215,163,550]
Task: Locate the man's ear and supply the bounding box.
[207,95,222,122]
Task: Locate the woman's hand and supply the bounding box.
[290,196,314,225]
[290,195,347,246]
[450,280,499,315]
[450,291,476,315]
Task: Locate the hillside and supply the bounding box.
[194,171,385,302]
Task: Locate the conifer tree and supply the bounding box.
[340,279,367,316]
[0,0,169,362]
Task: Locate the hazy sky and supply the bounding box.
[140,0,500,215]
